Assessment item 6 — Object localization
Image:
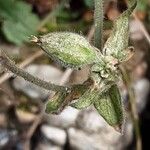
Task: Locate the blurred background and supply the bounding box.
[0,0,150,149]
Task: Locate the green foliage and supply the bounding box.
[45,92,67,114]
[45,84,88,114]
[0,0,39,45]
[94,85,124,127]
[103,0,137,62]
[56,9,79,23]
[71,89,99,109]
[37,0,137,130]
[84,0,94,9]
[136,0,148,11]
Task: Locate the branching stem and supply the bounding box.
[94,0,103,50]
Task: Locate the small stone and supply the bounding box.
[16,109,36,123]
[133,78,150,113]
[76,107,107,133]
[0,130,9,147]
[41,125,66,146]
[68,128,99,150]
[68,127,122,150]
[46,106,79,128]
[0,43,20,59]
[13,64,63,99]
[73,107,131,150]
[130,20,144,41]
[0,129,17,149]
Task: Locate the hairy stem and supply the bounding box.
[94,0,103,50]
[120,66,142,150]
[0,52,69,92]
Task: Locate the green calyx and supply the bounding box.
[36,32,98,69]
[102,0,137,62]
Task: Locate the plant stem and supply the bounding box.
[0,52,69,92]
[94,0,103,50]
[120,66,142,150]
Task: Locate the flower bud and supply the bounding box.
[35,32,98,68]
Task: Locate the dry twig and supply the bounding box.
[133,14,150,45]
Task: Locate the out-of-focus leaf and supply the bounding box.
[0,0,39,45]
[57,9,79,23]
[136,0,148,11]
[94,85,124,130]
[84,0,94,9]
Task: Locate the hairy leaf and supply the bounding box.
[45,92,67,114]
[71,89,99,109]
[45,83,90,114]
[102,0,137,62]
[36,32,98,68]
[94,85,124,129]
[0,0,39,45]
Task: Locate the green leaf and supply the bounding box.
[70,89,98,109]
[37,32,98,68]
[84,0,94,9]
[0,0,39,45]
[136,0,148,11]
[45,84,89,114]
[45,92,67,114]
[94,85,124,130]
[102,0,137,62]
